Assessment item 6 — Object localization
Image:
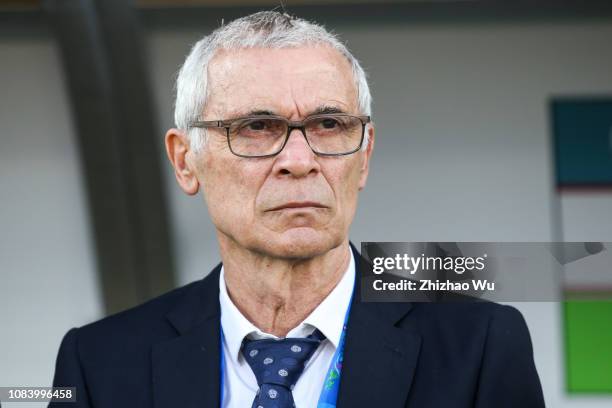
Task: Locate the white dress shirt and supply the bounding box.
[219,252,355,408]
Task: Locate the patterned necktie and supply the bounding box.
[242,329,326,408]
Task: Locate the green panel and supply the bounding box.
[564,300,612,393]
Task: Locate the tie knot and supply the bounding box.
[242,329,325,390]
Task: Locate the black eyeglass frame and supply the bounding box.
[189,113,371,158]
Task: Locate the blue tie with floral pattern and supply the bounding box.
[242,329,326,408]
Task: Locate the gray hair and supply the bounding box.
[173,11,372,151]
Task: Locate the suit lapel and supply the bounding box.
[152,265,222,408]
[337,246,422,408]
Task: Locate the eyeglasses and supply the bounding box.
[189,113,371,158]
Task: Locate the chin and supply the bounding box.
[259,228,343,260]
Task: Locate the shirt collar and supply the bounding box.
[219,250,355,363]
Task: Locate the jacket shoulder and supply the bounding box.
[412,299,525,327]
[408,300,530,352]
[82,280,198,335]
[74,266,220,350]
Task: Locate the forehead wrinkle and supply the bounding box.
[288,63,357,117]
[288,80,352,120]
[289,84,355,119]
[207,46,358,119]
[204,75,230,118]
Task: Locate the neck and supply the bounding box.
[220,238,351,337]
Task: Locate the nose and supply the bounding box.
[272,128,320,178]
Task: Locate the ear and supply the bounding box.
[165,128,200,195]
[358,123,375,190]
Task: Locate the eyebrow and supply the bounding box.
[245,109,275,116]
[238,105,348,119]
[310,105,347,115]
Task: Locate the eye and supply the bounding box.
[247,120,267,131]
[321,118,339,129]
[232,118,285,138]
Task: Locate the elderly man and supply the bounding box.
[51,11,544,408]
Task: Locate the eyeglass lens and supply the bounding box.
[227,115,364,156]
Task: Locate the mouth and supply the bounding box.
[267,201,328,212]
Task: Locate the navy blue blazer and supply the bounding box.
[50,248,545,408]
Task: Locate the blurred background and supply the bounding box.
[1,0,611,406]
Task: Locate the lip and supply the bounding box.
[268,201,327,211]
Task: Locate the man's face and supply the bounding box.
[175,46,374,259]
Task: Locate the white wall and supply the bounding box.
[561,194,612,241]
[0,33,103,405]
[146,19,612,407]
